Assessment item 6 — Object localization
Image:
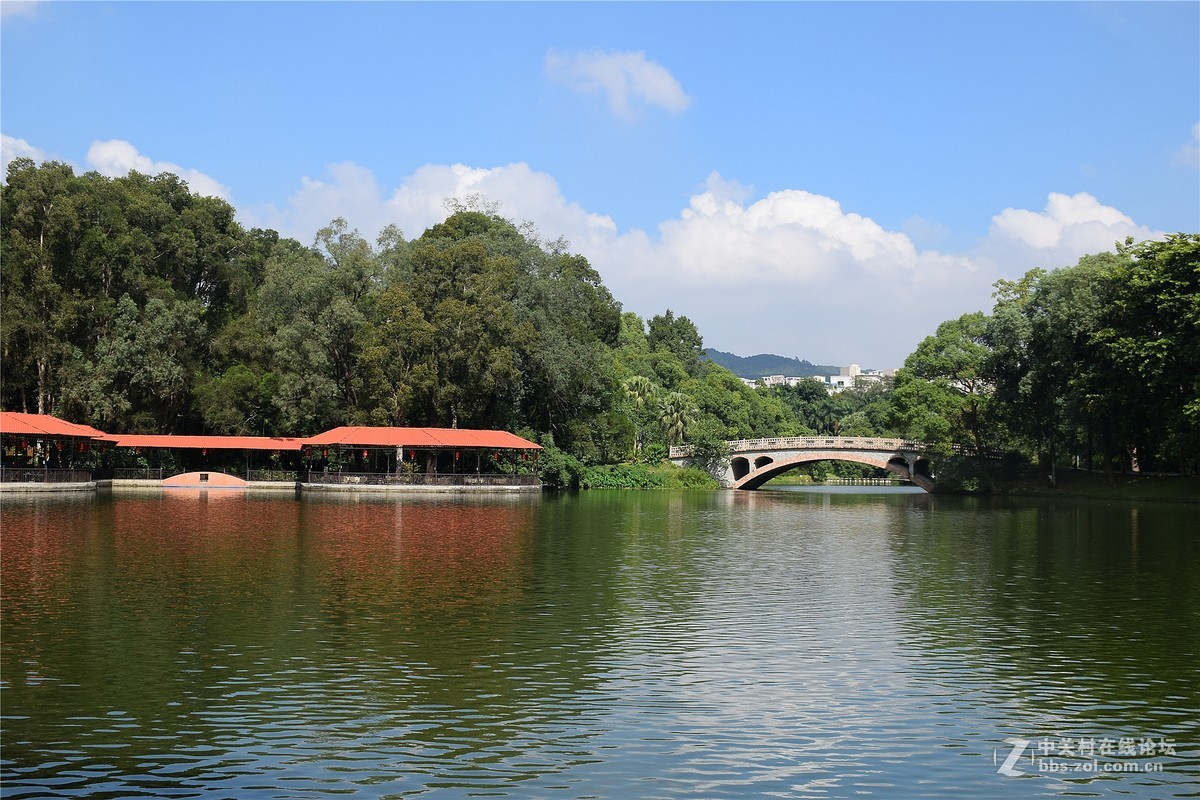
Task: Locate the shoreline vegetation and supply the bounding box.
[2,162,1197,496]
[595,460,1200,504]
[983,470,1200,504]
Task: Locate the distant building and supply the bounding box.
[744,364,896,393]
[755,375,820,389]
[819,364,896,393]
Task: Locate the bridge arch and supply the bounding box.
[669,436,936,492]
[731,456,751,481]
[732,452,931,492]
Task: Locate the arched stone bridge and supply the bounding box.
[669,436,935,491]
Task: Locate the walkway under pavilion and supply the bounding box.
[1,413,543,493]
[0,412,108,488]
[302,426,541,489]
[103,434,304,485]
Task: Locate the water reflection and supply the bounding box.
[885,498,1200,767]
[2,489,1197,798]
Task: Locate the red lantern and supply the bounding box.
[323,448,328,458]
[455,451,460,460]
[409,450,415,460]
[202,448,207,456]
[362,450,368,459]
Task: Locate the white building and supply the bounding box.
[820,365,896,394]
[744,365,896,393]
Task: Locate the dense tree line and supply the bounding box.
[1,161,789,484]
[888,234,1199,482]
[3,161,1195,486]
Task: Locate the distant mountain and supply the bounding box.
[703,349,837,380]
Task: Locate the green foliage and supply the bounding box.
[647,309,705,379]
[581,462,717,489]
[641,442,669,463]
[799,460,879,482]
[1,160,251,422]
[886,312,994,454]
[61,294,205,432]
[5,161,1192,486]
[531,433,584,490]
[982,235,1200,477]
[682,417,732,478]
[769,379,879,437]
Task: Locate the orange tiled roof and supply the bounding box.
[303,427,541,450]
[0,412,108,439]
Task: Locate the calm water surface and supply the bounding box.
[1,487,1197,799]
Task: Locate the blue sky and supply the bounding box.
[3,1,1197,369]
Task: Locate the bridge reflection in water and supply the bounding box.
[669,436,934,491]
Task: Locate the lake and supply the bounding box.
[1,486,1197,798]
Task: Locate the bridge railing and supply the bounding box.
[669,436,929,459]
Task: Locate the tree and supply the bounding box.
[1,159,89,414]
[658,391,698,445]
[684,416,733,479]
[1095,234,1200,473]
[1,160,251,426]
[512,248,622,450]
[253,228,377,434]
[987,255,1126,482]
[622,375,659,453]
[886,368,956,451]
[906,312,993,454]
[400,213,526,428]
[647,310,705,378]
[61,295,205,431]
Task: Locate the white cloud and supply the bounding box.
[250,162,1165,367]
[250,161,619,248]
[1176,122,1200,169]
[984,191,1158,266]
[1,133,51,177]
[1,133,1165,368]
[86,139,231,200]
[0,1,41,20]
[545,49,691,117]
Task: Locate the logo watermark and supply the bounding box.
[995,735,1177,777]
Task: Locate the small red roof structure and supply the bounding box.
[0,412,108,439]
[303,427,541,450]
[105,435,303,452]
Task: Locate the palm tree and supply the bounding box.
[623,375,656,405]
[658,391,698,446]
[623,376,658,452]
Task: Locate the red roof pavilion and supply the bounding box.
[0,412,108,440]
[302,427,541,451]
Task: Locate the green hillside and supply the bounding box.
[703,349,836,380]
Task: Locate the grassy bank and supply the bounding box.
[984,470,1200,503]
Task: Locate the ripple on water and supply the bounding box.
[2,491,1197,798]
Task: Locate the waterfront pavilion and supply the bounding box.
[103,434,304,483]
[302,427,542,489]
[0,412,108,486]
